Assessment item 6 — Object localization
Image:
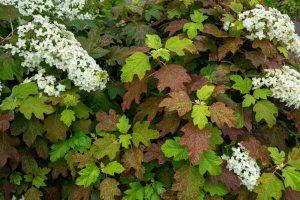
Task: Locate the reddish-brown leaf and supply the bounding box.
[222,126,247,140]
[202,24,229,38]
[264,54,284,69]
[121,147,145,179]
[25,187,43,200]
[0,183,14,200]
[69,151,95,169]
[44,114,68,143]
[209,102,236,129]
[288,109,300,133]
[240,136,271,165]
[164,19,188,36]
[44,187,61,200]
[159,91,192,117]
[252,39,277,58]
[155,64,191,92]
[187,75,209,93]
[96,109,120,131]
[245,50,265,68]
[99,178,122,200]
[0,132,20,168]
[0,111,14,132]
[218,38,244,61]
[134,97,163,123]
[172,166,205,199]
[210,163,241,191]
[49,159,68,180]
[254,124,289,150]
[180,122,211,165]
[194,36,214,52]
[212,85,229,97]
[156,113,181,137]
[122,76,148,111]
[284,187,300,200]
[33,137,49,159]
[144,141,167,165]
[70,186,92,200]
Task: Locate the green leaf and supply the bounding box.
[145,5,163,21]
[230,2,243,13]
[151,48,170,61]
[277,46,288,59]
[119,134,132,149]
[32,167,51,188]
[254,173,284,200]
[121,52,151,82]
[60,109,76,127]
[144,182,166,200]
[165,36,196,56]
[196,85,215,101]
[0,5,21,20]
[91,134,120,160]
[282,166,300,191]
[242,94,256,107]
[117,115,131,134]
[268,147,285,165]
[191,104,210,130]
[49,140,70,162]
[253,88,272,100]
[288,148,300,170]
[12,82,38,99]
[19,96,54,120]
[145,34,162,49]
[9,172,22,185]
[0,54,22,81]
[123,182,144,200]
[76,163,100,187]
[190,10,208,23]
[1,98,17,110]
[198,150,222,176]
[204,180,228,196]
[132,121,160,147]
[183,22,203,39]
[102,161,125,176]
[229,75,252,94]
[161,137,189,161]
[253,100,278,128]
[68,131,91,152]
[207,123,224,149]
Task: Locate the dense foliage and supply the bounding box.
[1,0,300,199]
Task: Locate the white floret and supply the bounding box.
[3,15,108,93]
[222,143,261,191]
[0,0,94,20]
[237,4,300,57]
[252,65,300,109]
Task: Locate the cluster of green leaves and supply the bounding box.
[1,0,300,199]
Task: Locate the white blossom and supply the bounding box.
[0,82,2,97]
[238,4,300,57]
[24,69,66,97]
[222,143,261,191]
[3,15,108,92]
[252,65,300,109]
[0,0,93,20]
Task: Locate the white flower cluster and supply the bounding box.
[0,0,93,20]
[222,143,261,191]
[12,195,24,200]
[238,4,300,57]
[252,65,300,109]
[3,15,108,92]
[24,69,66,97]
[0,82,2,97]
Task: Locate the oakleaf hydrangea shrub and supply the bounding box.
[0,0,300,199]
